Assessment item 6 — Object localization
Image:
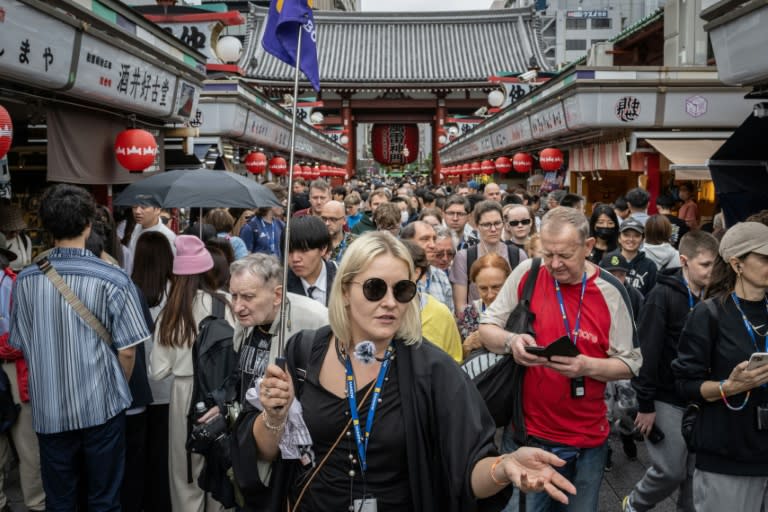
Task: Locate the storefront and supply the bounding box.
[0,0,206,255]
[439,66,758,218]
[194,80,347,180]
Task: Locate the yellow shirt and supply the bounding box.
[421,294,463,363]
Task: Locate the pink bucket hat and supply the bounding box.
[173,235,214,276]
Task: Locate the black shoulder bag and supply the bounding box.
[461,258,540,431]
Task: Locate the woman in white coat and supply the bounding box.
[150,235,236,511]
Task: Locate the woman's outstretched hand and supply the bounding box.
[500,447,577,504]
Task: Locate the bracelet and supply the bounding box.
[490,456,509,487]
[262,413,286,432]
[503,334,516,354]
[719,380,751,411]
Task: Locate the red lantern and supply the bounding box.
[470,162,481,174]
[292,164,303,177]
[461,163,470,175]
[0,105,13,160]
[244,151,267,175]
[539,148,564,171]
[371,124,419,165]
[114,129,158,173]
[269,156,287,176]
[512,153,533,174]
[301,165,312,179]
[481,160,495,175]
[494,156,512,174]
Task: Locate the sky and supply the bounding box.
[360,0,493,11]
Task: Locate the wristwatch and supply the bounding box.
[503,333,516,354]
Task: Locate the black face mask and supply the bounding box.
[594,227,618,240]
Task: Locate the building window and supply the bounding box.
[591,18,612,29]
[566,39,588,51]
[566,18,588,29]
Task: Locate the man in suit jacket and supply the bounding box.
[284,216,336,306]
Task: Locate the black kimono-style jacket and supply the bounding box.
[232,326,511,511]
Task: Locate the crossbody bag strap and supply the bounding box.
[36,258,113,346]
[520,257,541,304]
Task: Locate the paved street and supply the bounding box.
[1,433,680,511]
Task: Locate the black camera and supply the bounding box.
[188,413,228,454]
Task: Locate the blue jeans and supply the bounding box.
[501,429,608,512]
[37,412,126,512]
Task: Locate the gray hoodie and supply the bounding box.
[643,242,681,271]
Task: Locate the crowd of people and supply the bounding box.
[0,175,766,512]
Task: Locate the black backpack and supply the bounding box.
[186,295,238,507]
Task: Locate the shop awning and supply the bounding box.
[645,139,726,180]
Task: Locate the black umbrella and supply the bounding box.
[114,168,281,209]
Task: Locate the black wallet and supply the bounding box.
[524,335,580,359]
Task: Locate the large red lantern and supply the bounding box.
[371,124,419,165]
[292,163,303,177]
[269,156,287,176]
[512,153,533,174]
[461,163,471,175]
[481,160,495,175]
[0,105,13,160]
[470,162,481,175]
[539,148,564,171]
[244,151,267,175]
[114,129,158,173]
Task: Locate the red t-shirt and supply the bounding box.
[510,264,636,447]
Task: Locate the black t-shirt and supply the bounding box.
[294,345,412,511]
[237,326,272,401]
[665,214,689,249]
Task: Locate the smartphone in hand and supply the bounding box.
[747,352,768,371]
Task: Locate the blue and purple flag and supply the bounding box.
[261,0,320,91]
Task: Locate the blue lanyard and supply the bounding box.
[682,276,703,312]
[554,272,588,345]
[731,292,768,353]
[344,341,395,473]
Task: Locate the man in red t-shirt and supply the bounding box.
[480,206,641,511]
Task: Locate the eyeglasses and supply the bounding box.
[507,218,532,227]
[320,216,344,223]
[445,210,467,218]
[434,250,455,259]
[351,278,417,303]
[478,221,504,230]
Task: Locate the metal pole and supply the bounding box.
[276,21,304,365]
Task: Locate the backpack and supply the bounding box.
[466,243,520,300]
[461,258,540,431]
[186,295,238,507]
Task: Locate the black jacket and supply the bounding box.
[351,213,376,235]
[672,296,768,476]
[632,269,694,413]
[606,249,657,296]
[286,260,337,307]
[231,326,507,511]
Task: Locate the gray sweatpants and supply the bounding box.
[694,469,768,512]
[628,401,694,512]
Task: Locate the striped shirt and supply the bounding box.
[9,248,150,434]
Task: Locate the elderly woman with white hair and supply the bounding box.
[236,231,575,511]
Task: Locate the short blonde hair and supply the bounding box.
[328,231,422,346]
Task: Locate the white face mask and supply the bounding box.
[400,211,409,226]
